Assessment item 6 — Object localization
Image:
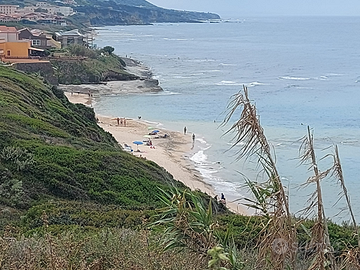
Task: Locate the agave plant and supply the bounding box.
[151,187,217,254]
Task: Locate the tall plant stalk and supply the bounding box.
[223,86,296,269]
[331,146,359,247]
[299,126,334,270]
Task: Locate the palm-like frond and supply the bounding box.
[223,86,296,269]
[150,188,217,254]
[329,146,359,248]
[299,126,335,270]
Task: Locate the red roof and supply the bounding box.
[0,26,18,33]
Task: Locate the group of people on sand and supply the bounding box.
[114,117,126,126]
[214,193,226,206]
[184,126,196,149]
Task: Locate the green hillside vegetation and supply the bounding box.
[0,65,185,214]
[1,67,359,269]
[50,45,138,84]
[0,0,220,29]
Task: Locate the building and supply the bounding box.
[36,2,51,8]
[0,25,45,61]
[0,40,32,58]
[0,14,21,23]
[0,5,19,15]
[0,26,19,42]
[55,29,85,48]
[19,28,61,49]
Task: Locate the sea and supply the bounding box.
[91,16,360,223]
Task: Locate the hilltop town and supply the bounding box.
[0,2,74,26]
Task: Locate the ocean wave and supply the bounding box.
[246,81,266,87]
[185,59,216,62]
[279,76,311,81]
[157,91,181,95]
[340,140,359,145]
[204,69,221,73]
[226,141,245,146]
[216,80,243,86]
[190,150,207,164]
[196,137,207,144]
[163,38,188,41]
[219,63,237,66]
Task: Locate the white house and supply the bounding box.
[0,5,19,15]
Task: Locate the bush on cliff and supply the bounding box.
[50,45,134,84]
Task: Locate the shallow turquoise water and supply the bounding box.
[92,17,360,222]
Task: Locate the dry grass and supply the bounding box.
[0,229,208,270]
[223,86,296,269]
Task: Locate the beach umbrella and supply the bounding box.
[143,135,152,138]
[151,130,160,133]
[148,126,155,130]
[133,141,143,151]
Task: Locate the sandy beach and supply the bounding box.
[64,86,248,215]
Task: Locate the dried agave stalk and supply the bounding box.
[223,86,296,269]
[299,126,334,270]
[328,145,360,269]
[340,247,360,269]
[331,146,359,247]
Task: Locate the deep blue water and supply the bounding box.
[92,17,360,222]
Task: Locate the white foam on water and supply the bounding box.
[216,80,243,86]
[279,76,311,81]
[247,81,267,87]
[190,150,207,164]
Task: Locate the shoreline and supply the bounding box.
[64,92,249,215]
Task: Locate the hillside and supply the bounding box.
[72,2,221,26]
[0,0,220,27]
[0,65,184,212]
[0,65,358,270]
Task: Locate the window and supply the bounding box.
[6,50,10,56]
[32,39,41,46]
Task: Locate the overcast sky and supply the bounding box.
[148,0,360,18]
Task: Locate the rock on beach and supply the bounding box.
[58,57,163,95]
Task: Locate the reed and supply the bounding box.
[223,86,296,269]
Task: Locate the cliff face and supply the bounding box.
[14,62,58,85]
[72,1,221,26]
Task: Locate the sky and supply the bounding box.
[148,0,360,18]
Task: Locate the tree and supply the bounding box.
[102,46,115,55]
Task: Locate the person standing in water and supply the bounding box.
[184,126,187,134]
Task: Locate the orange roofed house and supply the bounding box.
[0,25,45,62]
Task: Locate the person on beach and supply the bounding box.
[220,193,226,206]
[116,117,120,125]
[191,133,195,150]
[184,126,187,134]
[120,118,123,126]
[123,118,126,127]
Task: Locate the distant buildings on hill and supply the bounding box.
[0,23,94,62]
[0,2,75,25]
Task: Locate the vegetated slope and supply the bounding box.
[0,66,182,210]
[50,46,139,84]
[0,0,219,27]
[74,4,220,26]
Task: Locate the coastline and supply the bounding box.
[64,92,249,215]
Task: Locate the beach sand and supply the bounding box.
[64,91,248,215]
